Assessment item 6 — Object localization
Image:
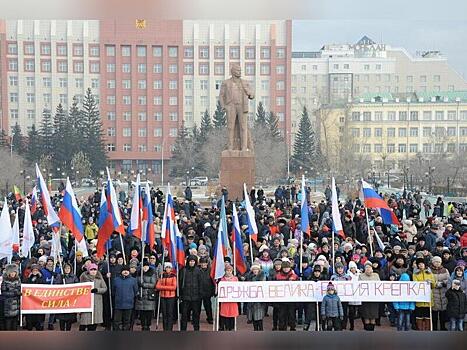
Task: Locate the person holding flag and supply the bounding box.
[331,177,345,273]
[231,203,248,276]
[243,184,258,263]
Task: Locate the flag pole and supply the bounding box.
[232,237,237,332]
[364,207,374,256]
[176,267,181,331]
[299,232,303,279]
[248,235,254,265]
[215,291,220,332]
[118,232,127,265]
[331,230,335,274]
[140,241,144,297]
[106,246,113,319]
[74,238,77,274]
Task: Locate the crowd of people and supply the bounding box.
[1,181,466,332]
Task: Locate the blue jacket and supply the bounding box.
[113,275,138,310]
[321,293,343,317]
[393,273,415,311]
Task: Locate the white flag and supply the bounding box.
[0,198,13,261]
[21,198,35,256]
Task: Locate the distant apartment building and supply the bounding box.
[1,20,100,134]
[291,36,467,136]
[318,91,467,172]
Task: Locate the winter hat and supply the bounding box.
[224,264,234,272]
[250,263,261,271]
[343,242,353,250]
[327,282,335,291]
[31,264,41,272]
[259,245,269,253]
[452,279,461,286]
[281,260,291,269]
[364,260,373,267]
[199,257,209,264]
[143,260,150,267]
[273,258,283,266]
[189,242,197,250]
[121,265,130,272]
[187,255,198,264]
[415,258,425,266]
[313,265,321,272]
[164,262,173,269]
[87,263,98,271]
[431,256,442,264]
[335,262,344,270]
[351,254,360,261]
[348,261,358,270]
[4,264,18,275]
[38,255,48,264]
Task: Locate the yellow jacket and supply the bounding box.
[412,268,436,307]
[85,223,99,240]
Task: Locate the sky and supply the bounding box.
[293,20,467,79]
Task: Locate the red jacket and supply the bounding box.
[219,276,239,317]
[156,272,177,298]
[275,269,298,281]
[461,233,467,248]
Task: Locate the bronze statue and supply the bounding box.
[219,63,255,151]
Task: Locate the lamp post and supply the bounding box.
[10,131,15,158]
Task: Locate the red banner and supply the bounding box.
[21,282,94,314]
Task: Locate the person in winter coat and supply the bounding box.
[54,263,79,331]
[393,273,415,331]
[112,265,138,330]
[135,260,157,331]
[246,263,266,331]
[275,259,298,331]
[321,282,343,331]
[257,246,274,278]
[345,261,361,331]
[305,265,325,331]
[218,264,239,331]
[294,256,313,325]
[155,262,177,331]
[430,256,449,330]
[359,261,380,331]
[445,279,466,331]
[412,258,436,331]
[269,258,283,331]
[1,264,21,330]
[79,263,107,331]
[199,257,215,324]
[330,262,350,330]
[24,264,45,331]
[447,266,467,291]
[179,255,202,331]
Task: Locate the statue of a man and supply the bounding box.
[219,63,255,151]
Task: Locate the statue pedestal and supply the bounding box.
[219,150,255,201]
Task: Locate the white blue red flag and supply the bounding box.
[35,164,60,230]
[211,197,231,280]
[21,198,35,256]
[331,177,345,239]
[129,174,142,239]
[361,179,400,226]
[0,198,13,261]
[300,175,310,237]
[59,178,84,242]
[243,183,258,242]
[231,203,247,275]
[142,183,155,249]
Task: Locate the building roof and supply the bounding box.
[356,35,376,45]
[354,91,467,104]
[292,51,321,58]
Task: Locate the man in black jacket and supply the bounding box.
[199,257,215,324]
[179,255,202,330]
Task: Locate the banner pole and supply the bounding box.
[140,241,144,297]
[176,268,181,331]
[119,233,127,265]
[364,207,374,256]
[73,238,77,275]
[215,295,220,331]
[106,246,113,319]
[299,233,303,279]
[248,235,254,265]
[429,300,433,331]
[316,301,320,331]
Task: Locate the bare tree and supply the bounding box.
[0,149,31,196]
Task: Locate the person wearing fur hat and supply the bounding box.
[246,263,266,331]
[412,257,436,330]
[1,264,21,330]
[199,257,215,324]
[156,262,177,331]
[112,265,138,330]
[330,262,350,329]
[79,263,107,331]
[53,263,79,331]
[275,259,298,331]
[24,264,45,331]
[219,264,239,331]
[359,261,381,331]
[430,255,449,330]
[321,282,343,331]
[179,254,202,331]
[135,259,157,331]
[445,279,467,331]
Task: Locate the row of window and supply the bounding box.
[7,42,100,57]
[350,110,467,122]
[350,126,467,138]
[106,95,178,106]
[107,144,176,153]
[107,127,178,138]
[9,92,97,107]
[9,76,99,89]
[105,45,286,60]
[8,59,99,73]
[106,111,178,122]
[353,143,467,154]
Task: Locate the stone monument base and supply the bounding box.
[219,150,255,201]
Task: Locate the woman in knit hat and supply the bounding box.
[412,257,436,330]
[358,261,380,331]
[430,255,449,330]
[246,263,266,331]
[218,264,238,331]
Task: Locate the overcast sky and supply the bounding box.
[293,20,467,79]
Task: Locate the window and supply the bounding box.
[57,44,67,56]
[107,96,116,105]
[168,128,177,137]
[333,64,339,70]
[107,144,115,152]
[374,111,383,121]
[123,128,132,137]
[154,144,162,152]
[154,112,162,121]
[89,45,99,57]
[123,144,131,152]
[214,46,224,59]
[169,96,178,105]
[422,143,432,153]
[406,75,413,83]
[352,144,360,153]
[138,96,147,105]
[121,46,131,56]
[245,63,255,75]
[398,128,407,137]
[447,127,456,136]
[153,46,162,57]
[398,144,407,153]
[410,111,419,121]
[74,61,84,73]
[461,111,467,120]
[276,80,285,90]
[136,112,147,122]
[276,48,285,58]
[39,59,51,72]
[185,96,193,106]
[230,47,240,59]
[351,128,360,137]
[375,128,382,137]
[200,96,208,107]
[387,144,395,153]
[387,128,395,137]
[123,112,132,121]
[26,93,35,103]
[435,127,445,137]
[169,64,178,74]
[8,43,18,54]
[363,112,371,121]
[214,64,224,75]
[122,80,131,89]
[168,46,178,57]
[123,95,131,105]
[138,128,147,137]
[10,109,18,119]
[376,64,382,70]
[245,47,255,59]
[154,128,162,137]
[260,63,270,75]
[90,62,100,73]
[398,111,407,121]
[461,127,467,136]
[410,128,419,137]
[24,60,35,72]
[434,143,444,153]
[137,45,147,57]
[276,97,285,106]
[184,63,193,74]
[423,111,432,120]
[362,144,371,153]
[199,63,209,75]
[435,111,444,120]
[200,80,208,90]
[9,76,18,86]
[106,45,116,56]
[169,80,178,90]
[185,80,193,90]
[374,144,382,153]
[43,93,51,104]
[107,112,116,121]
[153,96,162,105]
[362,128,371,137]
[122,63,131,73]
[137,63,146,73]
[27,110,35,120]
[24,43,34,55]
[59,78,67,88]
[447,111,457,120]
[184,46,193,58]
[153,80,162,89]
[433,75,440,82]
[106,63,115,72]
[73,44,83,56]
[199,47,209,59]
[8,59,18,71]
[409,144,418,153]
[25,77,35,87]
[107,127,116,137]
[423,127,432,137]
[364,64,370,71]
[138,80,147,89]
[169,112,178,121]
[276,65,285,74]
[351,112,360,121]
[447,143,456,153]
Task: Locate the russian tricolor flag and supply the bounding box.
[243,183,258,242]
[211,197,228,280]
[97,186,115,257]
[106,168,124,234]
[231,203,247,275]
[142,183,155,249]
[58,178,84,242]
[300,175,310,237]
[361,179,400,226]
[35,164,60,231]
[30,186,38,216]
[129,174,142,240]
[331,177,345,239]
